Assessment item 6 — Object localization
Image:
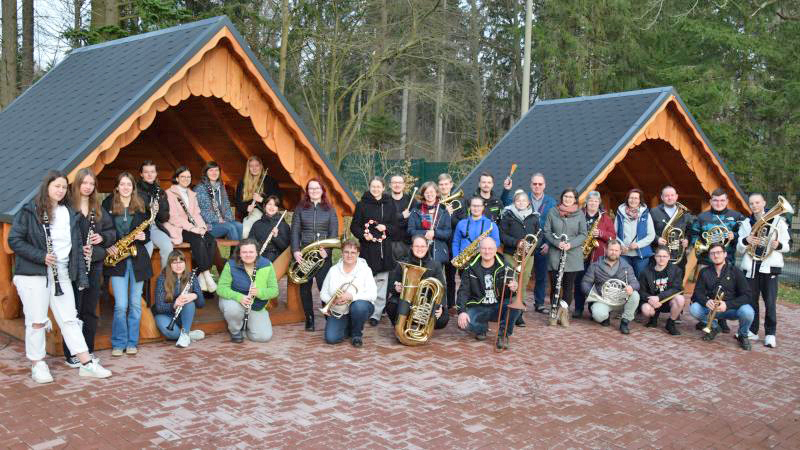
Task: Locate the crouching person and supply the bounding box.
[218,238,279,343]
[321,239,377,347]
[152,250,206,347]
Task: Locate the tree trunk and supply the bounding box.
[278,0,289,93]
[401,76,409,159]
[73,0,83,47]
[521,0,532,115]
[406,71,417,158]
[21,0,33,90]
[90,0,105,29]
[104,0,118,26]
[468,0,484,147]
[1,0,18,109]
[434,0,446,160]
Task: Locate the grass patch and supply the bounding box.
[780,283,800,305]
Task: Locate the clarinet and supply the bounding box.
[84,209,95,277]
[175,194,197,227]
[167,269,198,331]
[42,210,64,296]
[259,210,287,256]
[241,265,257,334]
[206,182,223,223]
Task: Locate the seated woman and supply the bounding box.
[218,238,279,343]
[386,234,448,330]
[235,155,280,238]
[193,161,242,241]
[249,195,290,262]
[164,166,218,293]
[320,239,377,347]
[102,172,153,357]
[152,250,206,347]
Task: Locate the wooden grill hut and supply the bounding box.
[0,16,355,354]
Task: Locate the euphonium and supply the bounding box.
[441,190,464,212]
[747,195,793,262]
[394,262,444,346]
[582,212,602,259]
[661,202,689,264]
[104,199,158,267]
[451,225,493,270]
[694,216,731,256]
[320,280,358,319]
[288,237,342,284]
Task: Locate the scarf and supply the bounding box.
[420,202,438,230]
[625,205,640,221]
[504,204,533,223]
[557,203,578,217]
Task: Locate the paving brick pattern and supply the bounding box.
[1,299,798,449]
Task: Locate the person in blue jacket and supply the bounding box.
[452,196,501,259]
[501,172,556,313]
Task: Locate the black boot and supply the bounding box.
[718,319,730,333]
[619,319,630,335]
[665,318,681,336]
[601,318,610,327]
[515,315,526,327]
[646,314,659,328]
[702,327,719,341]
[305,314,315,332]
[737,332,751,350]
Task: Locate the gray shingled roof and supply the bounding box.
[0,16,354,222]
[457,86,745,201]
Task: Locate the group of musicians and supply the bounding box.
[9,162,791,384]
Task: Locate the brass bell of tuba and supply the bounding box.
[394,262,444,346]
[747,195,794,262]
[288,238,342,284]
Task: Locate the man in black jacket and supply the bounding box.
[650,185,693,275]
[689,243,754,350]
[456,238,519,349]
[386,235,448,330]
[439,173,464,310]
[388,175,415,261]
[138,161,172,268]
[475,172,503,223]
[639,246,686,335]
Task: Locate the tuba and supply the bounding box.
[104,199,158,266]
[320,280,358,319]
[747,195,794,262]
[394,262,444,346]
[288,237,342,284]
[441,190,464,212]
[661,202,690,264]
[451,225,493,269]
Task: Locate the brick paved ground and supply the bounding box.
[1,299,798,449]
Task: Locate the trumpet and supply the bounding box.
[702,286,725,334]
[441,190,464,212]
[320,280,358,319]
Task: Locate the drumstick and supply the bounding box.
[507,163,518,179]
[405,187,418,213]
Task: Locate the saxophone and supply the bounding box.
[661,202,689,264]
[394,262,444,346]
[451,225,493,270]
[288,237,342,284]
[104,200,158,266]
[582,212,602,259]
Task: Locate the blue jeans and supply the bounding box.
[466,304,521,337]
[621,255,649,279]
[324,300,374,344]
[689,302,755,336]
[209,221,243,240]
[533,249,548,307]
[110,259,144,349]
[154,301,196,340]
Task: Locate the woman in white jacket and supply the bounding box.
[320,239,377,347]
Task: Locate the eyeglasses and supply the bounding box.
[709,251,725,255]
[178,175,191,179]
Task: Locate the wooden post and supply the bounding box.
[0,226,20,319]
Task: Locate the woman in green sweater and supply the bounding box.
[217,238,279,343]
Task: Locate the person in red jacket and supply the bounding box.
[573,191,616,318]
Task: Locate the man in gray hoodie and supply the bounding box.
[582,239,640,334]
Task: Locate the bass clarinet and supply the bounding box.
[42,210,64,296]
[167,269,198,331]
[549,233,569,327]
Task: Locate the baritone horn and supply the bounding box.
[746,195,793,261]
[395,262,444,346]
[288,237,342,284]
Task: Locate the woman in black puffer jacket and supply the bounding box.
[350,177,398,326]
[291,179,339,332]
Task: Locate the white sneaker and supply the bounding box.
[204,272,217,293]
[735,331,759,341]
[32,361,54,384]
[764,335,776,348]
[188,329,205,341]
[176,331,191,348]
[198,274,208,291]
[79,359,112,379]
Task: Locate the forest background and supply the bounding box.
[1,0,798,196]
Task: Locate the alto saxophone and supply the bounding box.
[104,200,159,266]
[451,225,493,270]
[582,212,602,259]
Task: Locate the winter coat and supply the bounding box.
[217,257,279,312]
[584,210,616,263]
[193,180,235,225]
[234,175,280,220]
[475,188,503,223]
[689,208,744,266]
[291,202,338,251]
[164,185,207,245]
[691,263,752,311]
[152,272,204,316]
[501,189,557,218]
[452,216,501,258]
[581,257,639,296]
[456,254,514,312]
[498,206,541,258]
[8,201,89,288]
[350,192,398,274]
[101,196,153,282]
[250,212,291,262]
[615,204,655,259]
[136,179,171,233]
[78,207,116,273]
[543,207,587,272]
[407,204,452,263]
